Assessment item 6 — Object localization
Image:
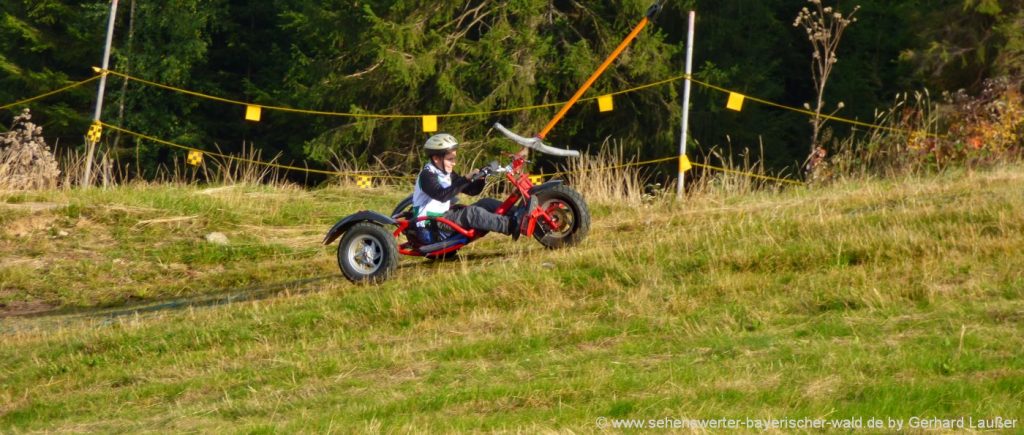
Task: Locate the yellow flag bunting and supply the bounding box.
[598,95,614,112]
[679,155,692,173]
[727,92,745,111]
[187,150,204,166]
[245,105,262,122]
[357,175,372,189]
[422,115,438,133]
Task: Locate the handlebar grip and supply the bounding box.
[493,122,581,157]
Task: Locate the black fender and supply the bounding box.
[322,211,397,245]
[391,194,413,218]
[528,179,564,196]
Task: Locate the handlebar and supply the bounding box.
[492,122,580,158]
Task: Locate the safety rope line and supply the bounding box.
[541,155,802,185]
[0,75,102,111]
[685,75,942,138]
[689,161,803,185]
[98,121,414,180]
[98,68,686,119]
[100,68,935,139]
[542,156,678,176]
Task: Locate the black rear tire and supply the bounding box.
[532,185,590,249]
[337,222,399,283]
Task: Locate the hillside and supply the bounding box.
[2,166,1023,431]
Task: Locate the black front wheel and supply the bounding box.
[337,222,399,283]
[532,185,590,249]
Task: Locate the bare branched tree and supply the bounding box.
[794,0,859,178]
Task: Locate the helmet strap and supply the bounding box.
[429,154,446,173]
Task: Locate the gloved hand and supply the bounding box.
[469,168,489,182]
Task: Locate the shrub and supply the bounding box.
[0,109,61,190]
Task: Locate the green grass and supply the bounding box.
[2,166,1023,432]
[0,183,393,308]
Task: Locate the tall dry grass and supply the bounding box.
[57,142,291,188]
[187,143,285,186]
[684,138,795,198]
[326,150,413,189]
[562,140,650,205]
[50,133,800,204]
[554,137,794,205]
[830,90,941,179]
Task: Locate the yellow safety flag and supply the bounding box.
[245,105,262,122]
[187,150,204,166]
[422,115,438,133]
[726,92,745,111]
[529,175,544,184]
[86,122,102,143]
[357,175,372,189]
[679,155,692,173]
[598,95,614,112]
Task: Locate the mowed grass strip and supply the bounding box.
[1,165,1023,431]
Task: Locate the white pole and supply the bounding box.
[677,10,695,198]
[85,0,119,186]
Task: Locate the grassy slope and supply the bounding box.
[1,166,1022,432]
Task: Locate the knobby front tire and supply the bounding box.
[532,185,590,249]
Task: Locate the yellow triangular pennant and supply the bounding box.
[598,95,614,112]
[726,92,745,111]
[679,155,692,173]
[245,105,262,122]
[422,115,438,133]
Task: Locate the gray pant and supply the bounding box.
[443,198,512,235]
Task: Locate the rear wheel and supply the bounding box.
[532,185,590,249]
[337,222,398,283]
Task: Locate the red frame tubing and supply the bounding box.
[399,245,419,256]
[496,168,531,215]
[393,220,410,238]
[394,216,478,257]
[496,193,520,216]
[393,220,420,256]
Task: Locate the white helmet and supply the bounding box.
[423,133,459,155]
